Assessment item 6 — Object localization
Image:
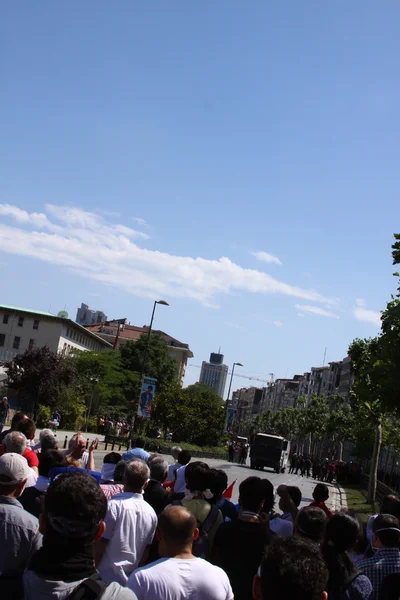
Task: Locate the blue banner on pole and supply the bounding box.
[138,376,157,418]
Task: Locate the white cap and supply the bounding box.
[0,453,30,482]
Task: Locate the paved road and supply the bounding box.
[38,429,343,511]
[94,451,342,512]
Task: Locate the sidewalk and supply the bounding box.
[331,482,348,512]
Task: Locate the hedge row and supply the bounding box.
[103,434,228,460]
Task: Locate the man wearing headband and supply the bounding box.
[360,513,400,600]
[0,453,42,598]
[24,471,136,599]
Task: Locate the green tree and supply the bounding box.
[120,333,177,395]
[4,346,76,418]
[274,407,300,440]
[73,350,138,422]
[348,235,400,503]
[348,336,395,504]
[152,382,225,446]
[326,397,354,460]
[303,396,329,455]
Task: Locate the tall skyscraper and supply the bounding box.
[199,352,228,398]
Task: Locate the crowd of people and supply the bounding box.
[288,453,363,485]
[228,440,249,464]
[0,411,400,599]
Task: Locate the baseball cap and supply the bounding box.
[0,453,30,482]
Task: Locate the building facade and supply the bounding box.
[0,304,111,362]
[85,320,193,386]
[76,303,107,326]
[199,352,228,398]
[308,361,343,399]
[338,355,352,398]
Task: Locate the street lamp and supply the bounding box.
[144,300,170,349]
[136,300,170,417]
[85,375,100,432]
[226,362,243,403]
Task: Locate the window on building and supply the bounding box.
[18,316,24,327]
[0,334,5,347]
[3,314,9,325]
[33,319,40,330]
[13,336,21,350]
[66,328,70,337]
[28,339,35,350]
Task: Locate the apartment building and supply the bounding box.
[338,355,352,398]
[85,320,193,386]
[0,304,111,362]
[234,387,264,423]
[199,352,228,398]
[308,361,343,398]
[76,303,107,326]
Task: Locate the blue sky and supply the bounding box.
[1,2,400,393]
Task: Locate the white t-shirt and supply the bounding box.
[26,467,38,489]
[79,451,89,469]
[61,449,89,469]
[98,492,157,586]
[174,465,187,494]
[24,570,137,600]
[128,557,233,600]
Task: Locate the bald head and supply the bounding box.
[158,505,197,548]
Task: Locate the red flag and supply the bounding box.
[222,479,237,500]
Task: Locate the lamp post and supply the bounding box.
[144,300,169,357]
[85,375,100,432]
[226,362,243,403]
[135,300,169,419]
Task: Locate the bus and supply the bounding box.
[250,433,291,474]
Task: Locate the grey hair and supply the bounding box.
[40,429,54,442]
[149,457,168,483]
[124,458,150,492]
[172,446,182,456]
[4,431,27,455]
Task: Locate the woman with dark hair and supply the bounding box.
[168,461,223,557]
[322,511,372,600]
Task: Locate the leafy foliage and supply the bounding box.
[4,346,76,418]
[73,350,138,420]
[152,382,225,446]
[120,332,177,392]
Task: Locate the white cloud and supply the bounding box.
[251,251,282,266]
[297,312,305,317]
[273,321,284,327]
[224,321,246,330]
[133,217,147,226]
[295,304,340,319]
[353,298,381,327]
[97,208,121,217]
[0,203,336,308]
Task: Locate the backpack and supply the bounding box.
[173,500,220,560]
[68,573,109,600]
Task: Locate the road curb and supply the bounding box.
[334,482,348,511]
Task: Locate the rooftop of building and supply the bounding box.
[0,304,112,347]
[84,321,193,355]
